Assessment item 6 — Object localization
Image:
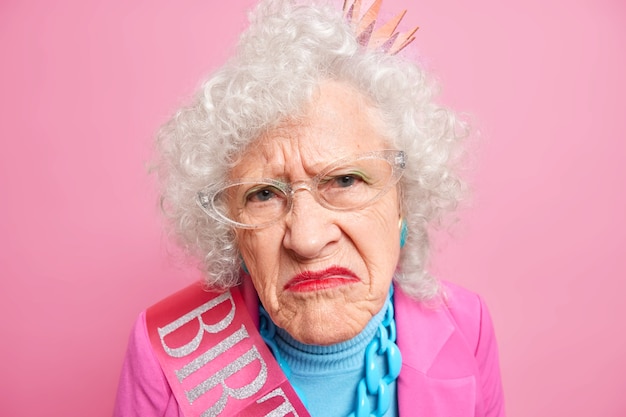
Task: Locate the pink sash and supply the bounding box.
[146,283,310,416]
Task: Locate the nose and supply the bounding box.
[282,188,341,259]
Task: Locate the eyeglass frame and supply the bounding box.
[197,149,406,229]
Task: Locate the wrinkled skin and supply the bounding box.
[233,80,402,345]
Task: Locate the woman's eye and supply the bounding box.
[326,173,368,189]
[334,175,359,187]
[246,187,281,203]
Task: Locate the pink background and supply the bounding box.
[1,0,624,416]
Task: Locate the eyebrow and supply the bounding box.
[232,157,348,181]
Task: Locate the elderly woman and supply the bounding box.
[114,0,505,416]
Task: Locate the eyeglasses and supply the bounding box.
[197,150,406,229]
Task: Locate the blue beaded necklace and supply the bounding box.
[259,286,402,417]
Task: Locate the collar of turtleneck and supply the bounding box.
[262,294,398,417]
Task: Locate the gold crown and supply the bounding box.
[343,0,418,55]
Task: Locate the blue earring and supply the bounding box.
[400,218,408,248]
[240,257,249,274]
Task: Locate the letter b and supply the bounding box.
[158,291,237,358]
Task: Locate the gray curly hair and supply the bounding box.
[155,0,466,301]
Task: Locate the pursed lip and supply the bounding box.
[284,266,360,292]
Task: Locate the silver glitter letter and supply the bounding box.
[187,346,268,415]
[157,291,237,358]
[175,325,249,382]
[256,387,300,417]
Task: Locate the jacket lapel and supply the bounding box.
[395,287,478,416]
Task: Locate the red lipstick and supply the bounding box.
[284,266,360,292]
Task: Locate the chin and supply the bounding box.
[295,331,354,346]
[274,294,371,345]
[286,320,362,346]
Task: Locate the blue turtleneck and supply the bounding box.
[271,296,398,417]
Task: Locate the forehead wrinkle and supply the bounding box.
[232,129,304,180]
[253,124,333,180]
[230,80,392,181]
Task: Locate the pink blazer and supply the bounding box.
[114,281,505,416]
[394,282,505,416]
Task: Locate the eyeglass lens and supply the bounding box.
[213,156,396,227]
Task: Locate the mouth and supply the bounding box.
[284,266,360,292]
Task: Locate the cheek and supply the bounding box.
[236,229,283,292]
[349,202,401,280]
[237,229,274,260]
[353,200,400,248]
